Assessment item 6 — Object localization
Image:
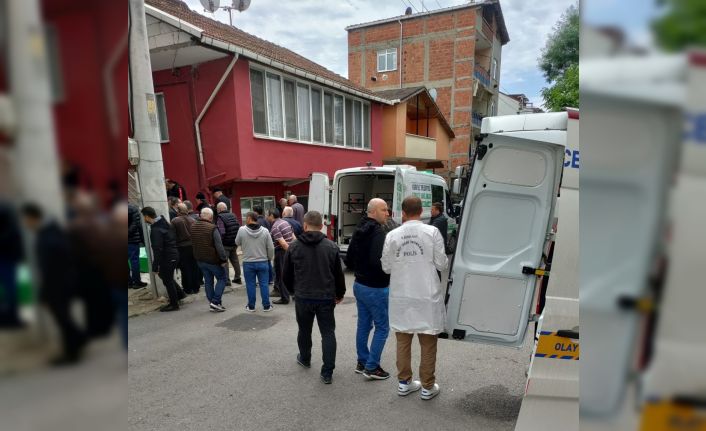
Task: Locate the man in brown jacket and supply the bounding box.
[171,203,200,294]
[191,207,228,312]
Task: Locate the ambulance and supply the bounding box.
[307,165,458,260]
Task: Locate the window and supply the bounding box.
[491,58,498,80]
[283,79,298,139]
[432,184,444,205]
[297,83,311,141]
[266,73,283,137]
[377,48,397,72]
[250,69,267,134]
[240,196,275,224]
[250,67,371,150]
[155,93,169,142]
[324,92,334,144]
[311,87,322,142]
[334,94,344,146]
[490,100,496,116]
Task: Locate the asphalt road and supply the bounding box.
[128,269,532,431]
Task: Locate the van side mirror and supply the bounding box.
[452,179,461,195]
[454,166,464,178]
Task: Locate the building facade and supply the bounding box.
[146,0,388,221]
[346,1,509,177]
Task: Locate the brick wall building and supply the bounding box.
[346,1,509,177]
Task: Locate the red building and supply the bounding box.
[145,0,390,221]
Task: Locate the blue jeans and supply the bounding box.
[197,262,227,305]
[354,281,389,371]
[243,261,270,309]
[128,243,141,284]
[0,260,19,324]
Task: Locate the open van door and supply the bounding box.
[445,114,566,348]
[308,173,330,235]
[390,167,407,224]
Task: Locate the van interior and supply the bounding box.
[337,173,394,245]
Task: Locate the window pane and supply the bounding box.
[391,49,397,70]
[311,88,322,142]
[155,94,169,142]
[283,79,298,139]
[250,69,267,134]
[266,73,283,137]
[354,100,362,148]
[297,83,311,141]
[324,92,334,144]
[432,185,444,204]
[345,98,354,147]
[240,198,251,224]
[377,52,385,72]
[334,95,344,146]
[363,103,370,149]
[264,197,275,213]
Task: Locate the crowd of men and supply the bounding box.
[131,178,452,399]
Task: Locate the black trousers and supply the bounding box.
[45,295,86,359]
[274,248,290,301]
[158,259,180,306]
[295,300,337,376]
[177,246,200,294]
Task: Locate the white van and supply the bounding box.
[308,165,458,259]
[444,112,567,348]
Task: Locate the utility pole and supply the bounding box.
[129,0,169,299]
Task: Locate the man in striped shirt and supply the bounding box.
[267,208,295,304]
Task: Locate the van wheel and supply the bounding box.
[447,233,458,254]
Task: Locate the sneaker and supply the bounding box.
[233,278,242,284]
[320,374,332,384]
[354,362,365,374]
[273,299,289,305]
[420,383,440,400]
[160,304,179,312]
[363,367,390,380]
[398,380,422,396]
[209,303,226,312]
[296,354,311,368]
[244,305,256,313]
[263,305,274,312]
[270,290,281,298]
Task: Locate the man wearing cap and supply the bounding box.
[213,187,232,211]
[194,192,210,213]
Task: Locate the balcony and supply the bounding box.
[475,15,494,50]
[474,64,491,90]
[404,133,438,161]
[472,111,485,129]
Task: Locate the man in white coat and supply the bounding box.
[381,196,449,400]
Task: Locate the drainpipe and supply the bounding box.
[398,19,403,89]
[195,54,239,188]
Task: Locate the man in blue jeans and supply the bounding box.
[235,212,275,312]
[344,198,392,380]
[191,207,228,312]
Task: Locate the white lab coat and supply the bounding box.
[381,220,449,334]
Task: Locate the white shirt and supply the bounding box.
[381,220,449,334]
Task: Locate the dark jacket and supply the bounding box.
[283,231,346,301]
[344,216,390,288]
[167,182,187,201]
[216,194,231,211]
[429,213,448,251]
[256,215,270,230]
[169,207,178,221]
[0,202,24,262]
[36,220,76,300]
[171,214,194,247]
[216,212,240,247]
[148,217,179,271]
[128,203,144,245]
[283,217,303,237]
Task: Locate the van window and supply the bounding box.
[431,184,444,205]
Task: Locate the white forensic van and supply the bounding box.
[307,165,458,259]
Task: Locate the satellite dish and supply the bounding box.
[200,0,220,13]
[233,0,251,12]
[429,88,438,101]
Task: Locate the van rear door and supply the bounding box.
[391,167,407,223]
[308,173,330,235]
[445,131,565,348]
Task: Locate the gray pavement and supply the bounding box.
[128,269,532,431]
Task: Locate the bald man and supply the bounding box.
[345,198,392,380]
[288,195,305,225]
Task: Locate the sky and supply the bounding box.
[184,0,575,109]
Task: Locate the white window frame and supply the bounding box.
[491,58,498,81]
[250,65,371,152]
[240,196,275,224]
[377,48,398,72]
[155,92,169,143]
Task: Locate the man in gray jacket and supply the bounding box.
[236,212,275,312]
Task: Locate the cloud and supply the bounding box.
[183,0,570,103]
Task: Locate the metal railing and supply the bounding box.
[474,64,491,89]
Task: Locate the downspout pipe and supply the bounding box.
[195,54,239,188]
[398,19,403,89]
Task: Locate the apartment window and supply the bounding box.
[240,196,275,224]
[311,87,322,142]
[251,67,371,150]
[490,101,496,116]
[155,93,169,142]
[377,48,397,72]
[491,58,498,80]
[266,73,283,137]
[297,83,311,141]
[250,69,267,134]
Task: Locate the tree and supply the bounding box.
[653,0,706,51]
[539,4,579,111]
